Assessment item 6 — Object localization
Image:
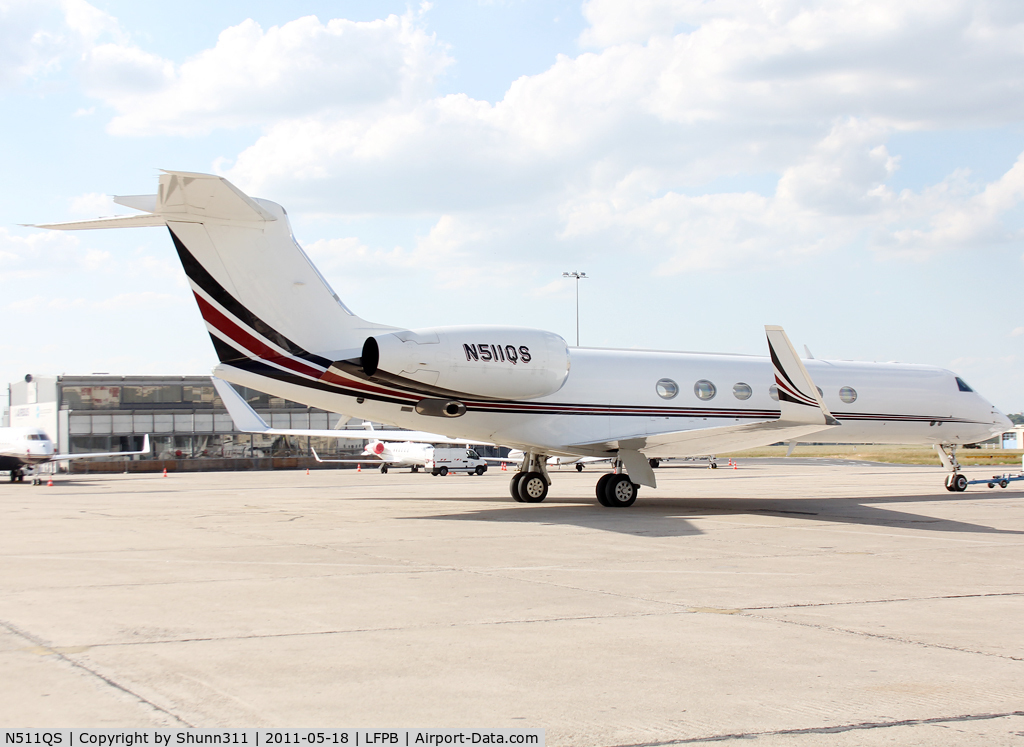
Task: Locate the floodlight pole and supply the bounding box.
[562,271,588,346]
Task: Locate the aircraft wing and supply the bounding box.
[51,434,151,461]
[565,326,839,486]
[212,377,492,445]
[310,448,382,465]
[566,419,832,459]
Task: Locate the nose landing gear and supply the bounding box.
[937,444,968,492]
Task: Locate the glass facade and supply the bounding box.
[55,375,368,463]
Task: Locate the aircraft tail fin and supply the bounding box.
[765,326,839,426]
[35,171,398,387]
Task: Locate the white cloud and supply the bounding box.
[81,12,451,136]
[1012,327,1024,337]
[70,192,116,215]
[0,0,121,88]
[66,1,1024,276]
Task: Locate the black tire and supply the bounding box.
[475,465,485,476]
[439,466,448,476]
[431,469,440,476]
[518,471,548,503]
[411,465,419,473]
[1000,480,1009,489]
[510,473,526,502]
[380,464,388,474]
[710,462,717,469]
[575,463,584,472]
[952,474,968,492]
[604,474,638,507]
[596,473,615,506]
[988,483,996,488]
[649,458,660,468]
[944,474,956,492]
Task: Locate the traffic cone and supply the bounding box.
[501,462,507,471]
[306,468,310,475]
[47,478,53,487]
[162,468,167,477]
[733,461,738,470]
[357,463,361,472]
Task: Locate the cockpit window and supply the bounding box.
[955,377,973,392]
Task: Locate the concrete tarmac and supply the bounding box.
[1,459,1022,744]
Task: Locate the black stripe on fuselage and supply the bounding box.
[168,226,332,369]
[230,353,983,424]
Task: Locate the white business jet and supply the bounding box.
[34,171,1012,505]
[0,429,150,484]
[212,376,488,473]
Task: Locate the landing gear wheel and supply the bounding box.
[649,458,660,468]
[595,473,615,506]
[8,472,15,483]
[411,465,419,473]
[951,474,968,492]
[475,465,485,476]
[710,462,717,469]
[944,474,956,492]
[518,471,548,503]
[439,466,448,476]
[604,474,638,507]
[575,463,584,472]
[510,472,526,502]
[380,464,388,474]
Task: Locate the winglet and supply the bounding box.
[212,376,271,433]
[765,326,840,426]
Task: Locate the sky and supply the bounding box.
[1,0,1023,414]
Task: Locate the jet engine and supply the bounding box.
[361,325,570,403]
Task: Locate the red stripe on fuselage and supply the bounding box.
[194,292,324,380]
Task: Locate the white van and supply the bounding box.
[427,448,488,476]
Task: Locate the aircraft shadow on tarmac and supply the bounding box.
[416,493,1024,538]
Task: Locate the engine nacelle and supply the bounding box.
[362,325,570,401]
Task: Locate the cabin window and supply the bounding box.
[656,379,679,399]
[694,380,716,400]
[839,386,857,404]
[769,384,779,401]
[955,377,973,392]
[733,382,752,400]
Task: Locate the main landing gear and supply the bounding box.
[596,470,639,507]
[9,468,24,483]
[510,452,550,503]
[507,453,641,508]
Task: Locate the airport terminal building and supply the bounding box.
[5,374,374,470]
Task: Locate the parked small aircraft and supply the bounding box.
[34,171,1012,505]
[0,429,150,484]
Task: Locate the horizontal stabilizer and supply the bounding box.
[114,194,158,212]
[33,172,277,230]
[29,214,167,230]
